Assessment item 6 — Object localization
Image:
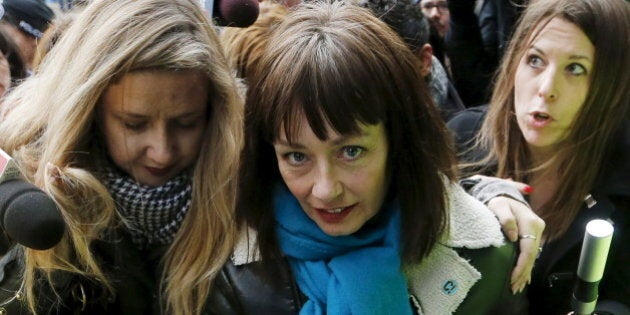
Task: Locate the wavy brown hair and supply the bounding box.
[472,0,629,239]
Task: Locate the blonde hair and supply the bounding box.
[32,8,82,71]
[470,0,629,239]
[0,0,243,314]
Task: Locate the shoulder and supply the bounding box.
[210,228,303,315]
[405,181,517,314]
[447,106,487,141]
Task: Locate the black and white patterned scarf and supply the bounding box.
[97,163,192,249]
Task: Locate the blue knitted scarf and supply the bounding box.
[273,185,412,315]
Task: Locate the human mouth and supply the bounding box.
[314,204,356,223]
[323,207,344,213]
[528,111,553,128]
[145,166,172,176]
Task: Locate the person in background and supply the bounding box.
[446,0,527,107]
[0,0,242,314]
[419,0,449,38]
[362,0,464,120]
[0,0,55,71]
[32,5,84,71]
[220,1,288,81]
[418,0,449,69]
[0,28,26,98]
[448,0,629,313]
[209,2,522,314]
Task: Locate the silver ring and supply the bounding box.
[519,234,537,240]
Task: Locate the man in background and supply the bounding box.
[0,0,54,71]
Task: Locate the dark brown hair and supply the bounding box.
[237,0,456,265]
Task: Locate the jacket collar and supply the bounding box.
[440,180,505,248]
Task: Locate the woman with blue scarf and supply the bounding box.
[208,1,523,314]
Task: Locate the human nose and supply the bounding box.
[146,127,175,165]
[538,67,559,102]
[311,162,342,203]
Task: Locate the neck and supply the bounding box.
[526,145,561,214]
[528,145,555,166]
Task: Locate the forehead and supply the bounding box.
[102,70,209,114]
[529,18,594,57]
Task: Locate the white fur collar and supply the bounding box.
[441,181,505,249]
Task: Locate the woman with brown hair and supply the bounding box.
[448,0,629,313]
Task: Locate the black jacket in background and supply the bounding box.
[446,0,523,108]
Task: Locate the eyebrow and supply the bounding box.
[275,131,370,148]
[530,46,592,62]
[113,111,203,120]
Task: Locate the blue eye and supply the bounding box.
[566,63,587,76]
[341,146,364,160]
[285,152,307,165]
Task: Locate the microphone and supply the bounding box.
[0,149,65,250]
[202,0,260,28]
[571,219,614,315]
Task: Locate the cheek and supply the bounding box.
[105,134,136,170]
[513,70,530,113]
[181,130,205,160]
[277,166,306,197]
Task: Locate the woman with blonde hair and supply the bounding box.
[448,0,629,313]
[0,0,242,313]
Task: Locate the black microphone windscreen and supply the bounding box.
[213,0,260,27]
[0,180,65,250]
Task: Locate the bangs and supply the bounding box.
[259,22,397,144]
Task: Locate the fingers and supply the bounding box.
[485,195,545,293]
[487,197,519,242]
[500,178,534,195]
[510,235,540,294]
[509,206,545,294]
[510,181,534,195]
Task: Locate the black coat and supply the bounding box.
[445,0,523,108]
[0,229,162,314]
[447,108,630,314]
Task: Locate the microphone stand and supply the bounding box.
[571,219,614,315]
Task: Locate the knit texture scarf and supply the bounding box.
[97,162,192,249]
[273,185,412,315]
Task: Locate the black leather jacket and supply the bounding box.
[0,229,163,314]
